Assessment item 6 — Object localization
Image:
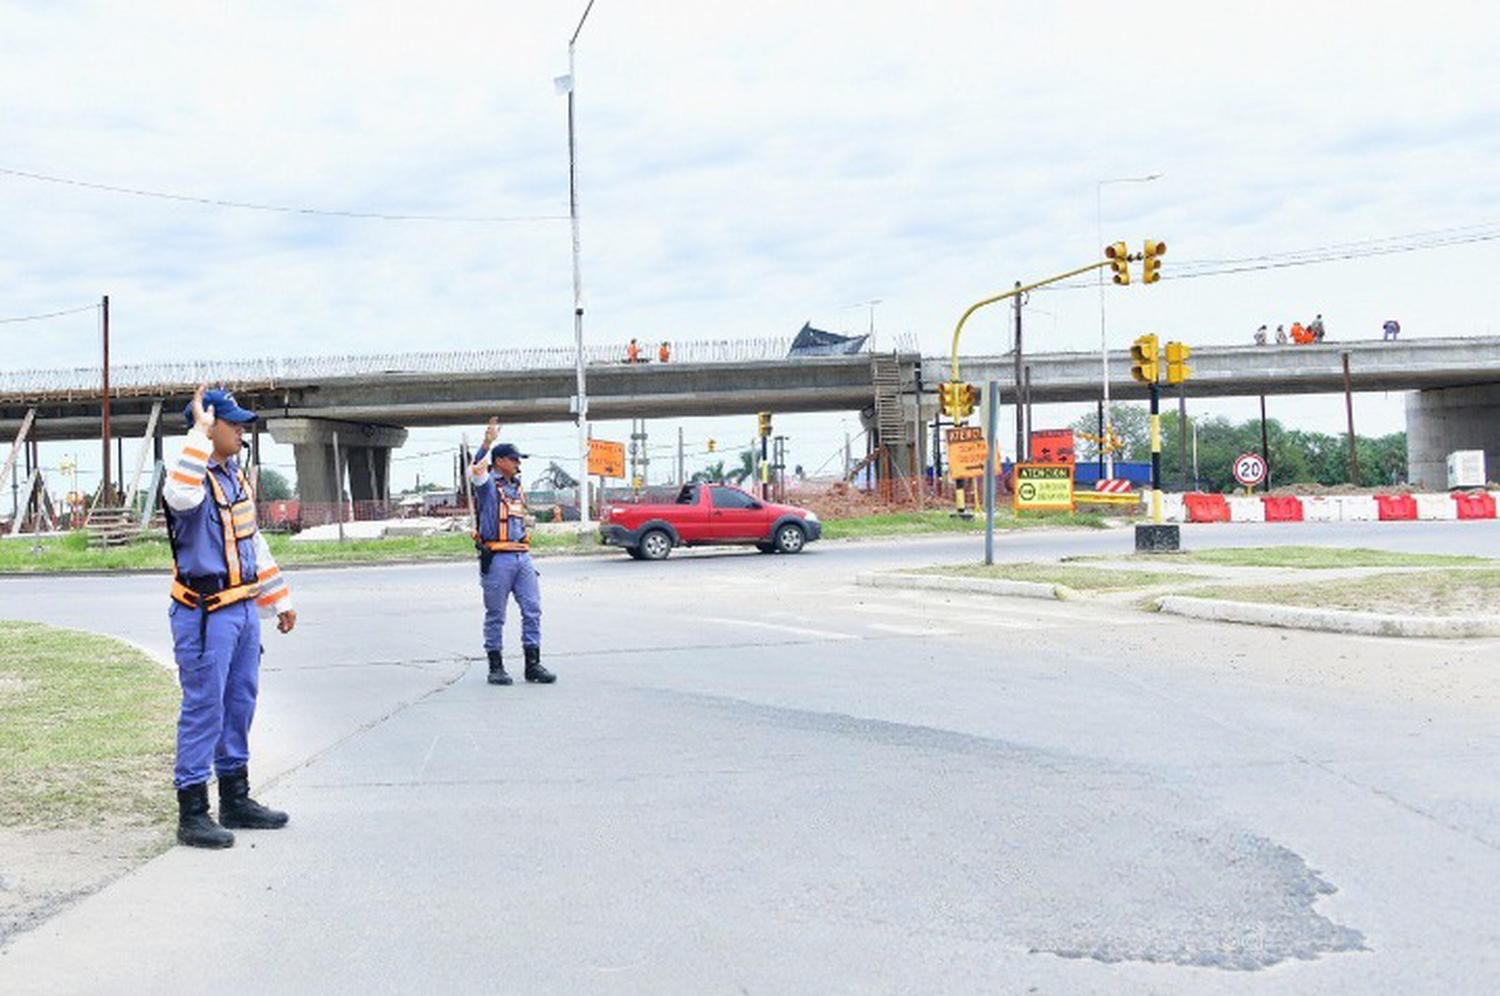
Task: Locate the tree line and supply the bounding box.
[1067,405,1406,492]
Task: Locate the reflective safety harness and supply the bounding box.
[474,478,530,555]
[164,465,261,650]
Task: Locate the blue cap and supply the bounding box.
[490,443,528,462]
[184,389,257,428]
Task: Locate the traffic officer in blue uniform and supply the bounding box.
[162,385,297,848]
[469,417,555,686]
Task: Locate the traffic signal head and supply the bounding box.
[1106,241,1131,285]
[938,381,955,418]
[959,383,978,419]
[757,411,772,437]
[1164,341,1192,384]
[1142,239,1166,284]
[1131,334,1160,384]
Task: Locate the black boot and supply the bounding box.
[524,645,556,684]
[487,649,513,685]
[177,783,234,849]
[217,767,289,830]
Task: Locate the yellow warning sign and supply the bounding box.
[945,426,989,481]
[1014,462,1074,511]
[587,439,626,478]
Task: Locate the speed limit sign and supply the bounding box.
[1233,452,1268,487]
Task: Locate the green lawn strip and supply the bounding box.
[822,509,1106,539]
[0,621,179,832]
[0,529,590,573]
[916,562,1198,591]
[1176,569,1500,616]
[1067,546,1492,570]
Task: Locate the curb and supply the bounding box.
[1155,595,1500,639]
[855,571,1067,601]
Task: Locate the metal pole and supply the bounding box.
[567,0,597,529]
[1023,365,1033,461]
[101,295,111,506]
[1259,395,1271,490]
[1096,399,1105,478]
[332,431,345,543]
[1149,381,1162,523]
[677,426,684,486]
[1342,351,1361,485]
[1177,382,1188,492]
[1013,282,1024,464]
[1096,186,1110,479]
[984,380,999,565]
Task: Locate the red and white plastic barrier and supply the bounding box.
[1150,491,1500,524]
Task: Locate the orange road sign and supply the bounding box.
[946,425,989,481]
[587,439,626,478]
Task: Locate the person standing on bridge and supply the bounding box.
[162,385,296,849]
[469,417,555,686]
[1309,314,1326,342]
[659,340,671,363]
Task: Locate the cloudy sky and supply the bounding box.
[4,0,1499,496]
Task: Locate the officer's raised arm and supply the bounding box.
[163,384,216,512]
[469,417,500,486]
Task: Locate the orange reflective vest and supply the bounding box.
[474,480,530,553]
[168,466,262,612]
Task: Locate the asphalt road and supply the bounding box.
[1,522,1498,994]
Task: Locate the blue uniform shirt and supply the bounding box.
[471,450,527,546]
[170,458,260,581]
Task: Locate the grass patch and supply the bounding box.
[822,509,1106,539]
[1181,569,1500,616]
[0,621,179,831]
[0,528,588,573]
[1069,546,1493,570]
[918,562,1197,591]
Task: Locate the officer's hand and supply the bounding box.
[482,416,499,447]
[191,384,215,432]
[277,609,297,634]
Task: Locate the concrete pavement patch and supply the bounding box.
[856,571,1068,600]
[1156,596,1500,639]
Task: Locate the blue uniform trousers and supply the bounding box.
[169,600,261,789]
[480,552,541,651]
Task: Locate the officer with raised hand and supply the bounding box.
[469,417,555,686]
[162,384,296,849]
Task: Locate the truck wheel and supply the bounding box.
[639,529,673,561]
[773,523,806,554]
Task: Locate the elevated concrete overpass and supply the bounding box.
[3,336,1498,496]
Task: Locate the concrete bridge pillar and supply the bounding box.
[1405,384,1500,489]
[264,418,409,505]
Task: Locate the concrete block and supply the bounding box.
[1336,495,1378,522]
[1156,493,1185,523]
[1226,496,1266,522]
[1415,493,1458,521]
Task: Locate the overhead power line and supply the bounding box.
[0,302,99,324]
[0,167,569,223]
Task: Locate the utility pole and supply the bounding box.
[100,294,111,506]
[677,426,684,486]
[1178,382,1189,491]
[1342,352,1361,485]
[1259,395,1272,490]
[1013,282,1024,465]
[563,0,597,528]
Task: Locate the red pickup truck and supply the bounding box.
[599,483,822,560]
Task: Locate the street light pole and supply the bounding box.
[1095,172,1161,479]
[565,0,597,526]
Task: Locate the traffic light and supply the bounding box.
[1142,239,1166,284]
[1131,334,1160,384]
[957,382,979,419]
[1164,341,1192,384]
[1106,241,1130,285]
[757,412,772,438]
[939,381,960,419]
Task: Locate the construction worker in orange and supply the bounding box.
[1290,320,1313,345]
[658,341,671,363]
[626,338,641,363]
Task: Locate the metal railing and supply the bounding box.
[0,333,920,401]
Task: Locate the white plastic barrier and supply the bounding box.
[1336,495,1378,522]
[1156,492,1185,523]
[1302,496,1339,522]
[1415,493,1458,521]
[1226,496,1266,522]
